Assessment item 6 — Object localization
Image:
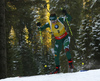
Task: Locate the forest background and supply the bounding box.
[0,0,100,79]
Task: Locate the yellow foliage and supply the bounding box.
[23,25,30,43]
[7,2,16,10]
[43,0,52,49]
[9,26,16,45]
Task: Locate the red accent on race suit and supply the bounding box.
[68,60,73,63]
[65,48,69,52]
[55,32,67,40]
[56,67,59,69]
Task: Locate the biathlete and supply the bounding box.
[37,9,74,74]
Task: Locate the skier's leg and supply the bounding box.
[50,39,62,74]
[63,36,74,69]
[54,39,62,66]
[63,36,71,60]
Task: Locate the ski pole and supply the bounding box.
[66,18,73,36]
[44,4,50,13]
[37,22,43,44]
[39,29,43,44]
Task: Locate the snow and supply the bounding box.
[90,0,97,8]
[0,69,100,81]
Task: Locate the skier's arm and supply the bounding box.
[65,13,72,21]
[61,9,72,22]
[37,22,50,31]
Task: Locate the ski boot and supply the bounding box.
[68,59,74,72]
[50,65,60,74]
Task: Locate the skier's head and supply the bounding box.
[49,13,57,23]
[49,14,57,20]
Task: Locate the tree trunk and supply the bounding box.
[0,0,7,79]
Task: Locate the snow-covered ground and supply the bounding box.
[0,69,100,81]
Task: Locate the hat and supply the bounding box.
[49,14,57,20]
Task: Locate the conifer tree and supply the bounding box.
[0,0,7,79]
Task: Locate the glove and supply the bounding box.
[38,27,41,31]
[44,4,47,8]
[37,22,41,26]
[62,9,67,15]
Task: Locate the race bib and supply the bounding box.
[51,21,66,37]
